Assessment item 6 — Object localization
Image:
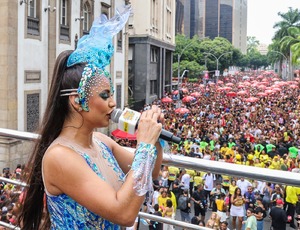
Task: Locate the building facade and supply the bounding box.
[128,0,176,109]
[176,0,247,54]
[0,0,128,170]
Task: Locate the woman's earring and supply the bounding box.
[74,97,80,104]
[78,107,83,112]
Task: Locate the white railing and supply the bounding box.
[0,128,300,229]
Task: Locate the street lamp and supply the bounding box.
[203,51,232,81]
[270,50,288,80]
[177,37,208,87]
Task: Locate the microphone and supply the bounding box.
[111,108,181,144]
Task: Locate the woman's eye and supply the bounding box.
[99,92,110,100]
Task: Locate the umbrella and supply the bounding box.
[237,91,248,96]
[161,97,173,103]
[226,91,237,97]
[175,108,190,114]
[190,92,201,97]
[257,92,267,97]
[111,129,137,140]
[226,83,234,86]
[217,80,224,84]
[245,97,259,103]
[290,85,298,89]
[182,96,195,103]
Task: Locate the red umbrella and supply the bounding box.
[226,91,237,97]
[190,92,201,97]
[290,85,299,89]
[172,90,179,95]
[223,86,232,91]
[161,97,173,103]
[237,91,248,96]
[111,129,137,140]
[257,92,267,97]
[245,97,259,103]
[175,108,190,114]
[182,96,195,103]
[226,83,234,86]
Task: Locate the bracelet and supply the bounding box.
[131,142,158,196]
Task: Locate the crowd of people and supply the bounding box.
[113,71,300,229]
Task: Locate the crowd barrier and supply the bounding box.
[0,128,299,229]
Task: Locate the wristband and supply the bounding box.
[131,142,157,196]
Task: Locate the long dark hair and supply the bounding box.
[18,50,86,229]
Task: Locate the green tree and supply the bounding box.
[280,27,300,64]
[273,7,300,41]
[247,36,260,54]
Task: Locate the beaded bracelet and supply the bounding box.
[131,142,158,196]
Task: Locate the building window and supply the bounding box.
[83,3,91,35]
[26,92,40,132]
[117,31,123,51]
[150,47,158,63]
[116,84,122,109]
[101,2,110,17]
[27,0,40,36]
[150,80,157,95]
[60,0,70,41]
[151,0,156,28]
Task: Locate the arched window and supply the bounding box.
[83,3,90,34]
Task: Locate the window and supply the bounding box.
[60,0,70,41]
[150,80,157,95]
[83,3,90,34]
[26,92,40,132]
[117,31,123,51]
[116,84,122,109]
[27,0,40,36]
[150,47,158,63]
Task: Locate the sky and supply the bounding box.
[247,0,299,45]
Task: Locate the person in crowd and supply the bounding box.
[237,178,252,196]
[178,189,191,223]
[269,199,287,230]
[203,172,216,209]
[206,212,220,229]
[243,208,257,230]
[210,182,226,212]
[219,221,230,230]
[285,185,299,229]
[261,182,272,210]
[215,193,227,222]
[18,7,164,229]
[270,185,284,207]
[148,204,163,230]
[254,197,266,230]
[230,187,245,230]
[162,199,175,230]
[191,184,207,222]
[244,186,256,210]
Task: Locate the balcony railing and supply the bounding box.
[0,128,299,229]
[27,16,40,36]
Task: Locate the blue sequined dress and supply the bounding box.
[43,136,125,230]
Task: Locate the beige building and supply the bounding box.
[128,0,176,108]
[0,0,129,170]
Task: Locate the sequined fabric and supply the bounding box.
[131,142,157,196]
[46,139,124,230]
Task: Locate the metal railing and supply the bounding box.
[0,128,300,229]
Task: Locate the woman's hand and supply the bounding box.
[136,105,163,145]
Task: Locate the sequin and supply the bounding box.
[46,139,124,229]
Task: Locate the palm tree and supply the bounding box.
[280,27,300,64]
[247,36,260,54]
[273,7,300,41]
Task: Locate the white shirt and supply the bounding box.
[181,173,191,190]
[203,174,216,191]
[237,179,252,196]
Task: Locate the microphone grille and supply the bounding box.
[110,109,123,123]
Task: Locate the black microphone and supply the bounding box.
[111,108,181,144]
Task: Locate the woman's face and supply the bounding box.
[83,77,116,128]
